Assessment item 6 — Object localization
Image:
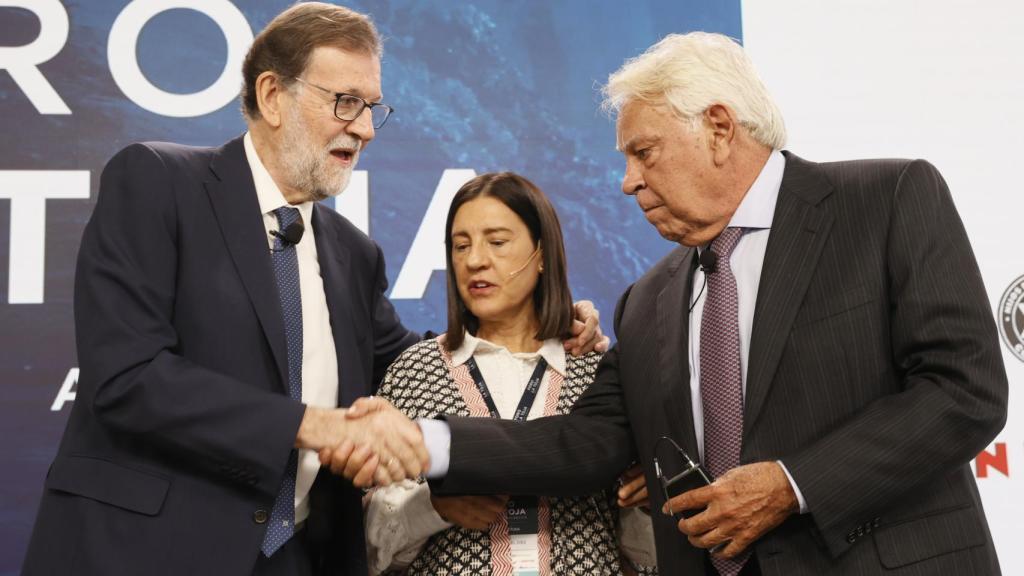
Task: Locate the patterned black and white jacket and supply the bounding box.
[366,336,657,576]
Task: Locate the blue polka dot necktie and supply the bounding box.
[261,206,304,557]
[700,227,750,576]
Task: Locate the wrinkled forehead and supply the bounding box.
[615,100,660,151]
[304,45,383,97]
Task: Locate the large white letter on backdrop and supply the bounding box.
[0,0,71,114]
[0,171,90,304]
[334,170,369,236]
[390,169,477,300]
[108,0,252,118]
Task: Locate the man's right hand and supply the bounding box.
[296,403,429,487]
[430,494,509,531]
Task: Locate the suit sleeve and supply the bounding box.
[370,244,421,390]
[783,160,1008,556]
[432,287,637,496]
[77,144,305,497]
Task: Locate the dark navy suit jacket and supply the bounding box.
[23,136,418,575]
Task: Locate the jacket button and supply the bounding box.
[846,533,857,544]
[253,509,268,524]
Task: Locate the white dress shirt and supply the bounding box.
[243,132,339,525]
[687,150,807,512]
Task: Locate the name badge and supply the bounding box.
[507,495,539,575]
[506,495,539,535]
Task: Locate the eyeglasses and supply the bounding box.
[289,76,394,129]
[653,436,713,519]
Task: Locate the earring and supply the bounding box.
[538,264,544,273]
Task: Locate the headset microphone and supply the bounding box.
[507,247,541,278]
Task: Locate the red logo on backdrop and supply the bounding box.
[999,274,1024,363]
[976,443,1009,479]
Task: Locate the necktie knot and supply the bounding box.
[711,227,744,259]
[273,206,301,230]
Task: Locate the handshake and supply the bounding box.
[296,397,429,488]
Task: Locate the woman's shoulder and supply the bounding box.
[565,350,603,378]
[379,338,447,397]
[391,337,446,366]
[554,351,603,411]
[379,335,468,419]
[385,334,454,368]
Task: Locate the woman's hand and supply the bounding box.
[617,464,649,509]
[430,494,510,531]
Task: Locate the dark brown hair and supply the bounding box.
[444,172,574,351]
[241,2,381,120]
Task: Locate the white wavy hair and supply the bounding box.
[603,32,786,150]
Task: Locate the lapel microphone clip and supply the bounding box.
[270,219,305,249]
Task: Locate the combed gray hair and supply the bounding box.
[603,32,786,150]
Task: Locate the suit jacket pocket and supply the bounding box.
[872,505,986,569]
[794,284,874,326]
[45,454,170,516]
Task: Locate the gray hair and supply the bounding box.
[603,32,786,149]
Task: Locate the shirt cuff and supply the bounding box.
[418,418,451,478]
[403,481,451,536]
[364,480,451,574]
[777,460,808,514]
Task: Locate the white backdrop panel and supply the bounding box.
[742,0,1024,571]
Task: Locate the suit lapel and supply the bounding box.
[311,205,360,406]
[743,152,835,436]
[657,247,702,457]
[204,137,289,389]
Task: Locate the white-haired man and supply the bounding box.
[348,32,1007,575]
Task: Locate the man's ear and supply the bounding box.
[704,104,737,166]
[255,71,286,128]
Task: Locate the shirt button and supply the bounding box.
[253,509,268,524]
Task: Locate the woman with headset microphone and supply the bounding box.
[362,172,657,575]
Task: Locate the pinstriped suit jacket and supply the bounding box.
[435,152,1007,575]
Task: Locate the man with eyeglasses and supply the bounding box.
[23,3,604,576]
[21,4,419,576]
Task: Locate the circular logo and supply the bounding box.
[999,274,1024,363]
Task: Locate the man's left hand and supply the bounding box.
[663,462,798,559]
[617,464,649,509]
[565,300,609,356]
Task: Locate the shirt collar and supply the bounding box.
[450,332,567,376]
[243,131,315,231]
[727,149,786,230]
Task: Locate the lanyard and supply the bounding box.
[465,356,548,422]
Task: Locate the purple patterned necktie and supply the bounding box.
[700,227,750,576]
